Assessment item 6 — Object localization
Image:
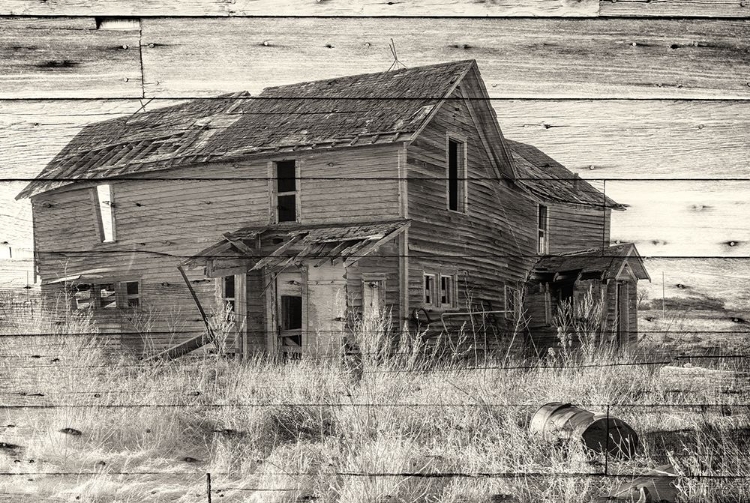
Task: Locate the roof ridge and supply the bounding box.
[259,59,476,95]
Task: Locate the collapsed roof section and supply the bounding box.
[184,220,410,276]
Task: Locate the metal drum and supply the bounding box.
[530,402,639,459]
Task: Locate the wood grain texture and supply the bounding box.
[600,0,750,18]
[0,18,142,99]
[0,0,600,17]
[139,18,750,99]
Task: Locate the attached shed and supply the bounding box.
[526,243,650,351]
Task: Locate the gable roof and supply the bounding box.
[507,140,621,209]
[17,60,475,200]
[531,243,650,282]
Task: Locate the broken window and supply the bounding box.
[94,184,116,242]
[538,204,548,255]
[276,160,297,223]
[221,275,236,312]
[124,281,140,308]
[73,281,141,310]
[423,274,436,307]
[424,273,457,309]
[440,275,455,308]
[447,138,467,212]
[74,284,93,310]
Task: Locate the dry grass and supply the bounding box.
[0,305,748,502]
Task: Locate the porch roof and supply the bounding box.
[530,243,650,283]
[184,219,410,274]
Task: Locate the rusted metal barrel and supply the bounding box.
[530,402,639,459]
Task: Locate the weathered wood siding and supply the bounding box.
[548,203,611,255]
[346,240,402,325]
[406,73,538,325]
[32,146,401,353]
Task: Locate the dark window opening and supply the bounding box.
[222,276,236,311]
[124,281,140,308]
[440,275,454,307]
[281,295,302,330]
[424,274,436,306]
[276,160,297,222]
[447,139,466,212]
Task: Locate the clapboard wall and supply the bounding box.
[0,4,748,316]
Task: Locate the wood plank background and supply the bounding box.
[1,6,748,260]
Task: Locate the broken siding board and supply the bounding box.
[140,18,750,99]
[599,0,750,18]
[0,17,142,99]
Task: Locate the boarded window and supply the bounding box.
[447,138,467,212]
[538,204,548,255]
[95,184,116,242]
[276,160,297,222]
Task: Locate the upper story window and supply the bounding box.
[275,160,298,223]
[94,184,116,242]
[537,204,549,255]
[447,138,467,213]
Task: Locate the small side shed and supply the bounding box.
[526,243,650,350]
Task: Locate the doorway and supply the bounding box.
[616,281,629,346]
[276,271,304,359]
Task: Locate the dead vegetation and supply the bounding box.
[0,303,748,502]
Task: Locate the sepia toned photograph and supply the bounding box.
[0,1,748,501]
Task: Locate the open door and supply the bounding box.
[277,271,304,360]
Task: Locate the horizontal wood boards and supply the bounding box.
[2,18,749,99]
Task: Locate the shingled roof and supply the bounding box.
[507,140,621,209]
[531,243,650,282]
[17,60,475,199]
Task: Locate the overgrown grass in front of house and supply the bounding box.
[0,302,748,502]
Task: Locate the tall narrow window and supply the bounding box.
[123,281,140,308]
[447,138,467,212]
[95,184,116,242]
[440,275,454,308]
[423,274,436,307]
[537,204,548,255]
[276,160,297,223]
[222,275,236,311]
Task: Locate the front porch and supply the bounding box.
[179,220,409,360]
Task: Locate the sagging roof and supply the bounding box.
[507,140,621,209]
[531,243,650,283]
[17,61,475,200]
[185,220,410,274]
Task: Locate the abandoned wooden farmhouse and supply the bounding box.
[17,60,649,358]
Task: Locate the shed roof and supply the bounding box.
[507,140,621,209]
[531,243,650,282]
[17,61,474,199]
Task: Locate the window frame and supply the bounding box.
[273,160,300,224]
[445,135,468,214]
[122,280,141,308]
[93,184,116,243]
[72,279,141,311]
[537,204,549,255]
[505,284,522,321]
[423,271,458,309]
[221,275,236,312]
